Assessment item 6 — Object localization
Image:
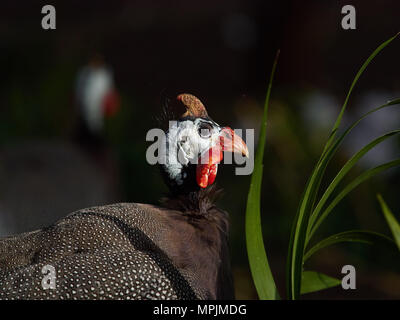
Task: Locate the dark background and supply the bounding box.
[0,0,399,299]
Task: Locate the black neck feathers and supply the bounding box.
[160,184,223,217]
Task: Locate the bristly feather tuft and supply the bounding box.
[160,184,224,217]
[156,91,185,131]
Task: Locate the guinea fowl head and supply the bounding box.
[159,93,249,198]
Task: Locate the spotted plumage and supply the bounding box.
[0,202,232,299]
[0,94,247,300]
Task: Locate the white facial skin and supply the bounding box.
[161,118,221,185]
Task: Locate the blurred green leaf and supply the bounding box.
[301,271,341,295]
[304,230,396,261]
[377,195,400,251]
[245,51,280,300]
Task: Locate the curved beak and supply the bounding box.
[219,127,249,158]
[195,126,249,189]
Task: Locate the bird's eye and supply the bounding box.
[198,122,212,138]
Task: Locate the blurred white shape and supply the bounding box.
[344,91,400,168]
[221,13,257,51]
[75,56,118,134]
[301,91,339,132]
[301,90,400,169]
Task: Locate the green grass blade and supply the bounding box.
[301,271,341,295]
[377,195,400,250]
[304,230,396,261]
[307,127,400,243]
[286,120,346,299]
[245,50,280,300]
[322,32,399,154]
[286,34,398,300]
[309,159,400,239]
[306,99,400,239]
[286,158,327,299]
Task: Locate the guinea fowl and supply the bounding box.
[0,94,249,300]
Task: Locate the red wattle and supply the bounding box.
[196,146,223,188]
[197,165,209,188]
[207,164,218,185]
